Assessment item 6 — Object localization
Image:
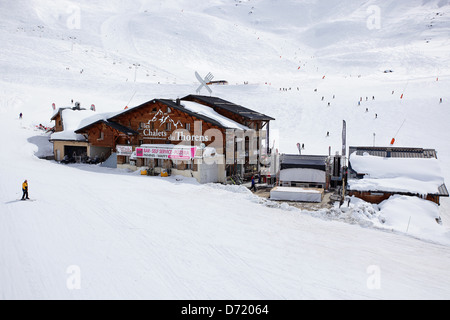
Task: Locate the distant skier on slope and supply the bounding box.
[21,180,29,201]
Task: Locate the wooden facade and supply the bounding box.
[348,191,442,206]
[51,110,64,133]
[73,97,274,182]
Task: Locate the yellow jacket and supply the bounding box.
[22,182,28,190]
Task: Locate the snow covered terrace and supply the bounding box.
[348,146,449,205]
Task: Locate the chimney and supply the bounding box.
[176,98,181,107]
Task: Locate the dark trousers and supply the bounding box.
[251,184,257,192]
[22,188,29,200]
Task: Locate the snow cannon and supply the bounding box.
[52,103,56,110]
[91,104,96,111]
[390,138,396,146]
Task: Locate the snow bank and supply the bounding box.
[306,195,450,245]
[207,184,450,245]
[378,195,450,244]
[348,153,445,195]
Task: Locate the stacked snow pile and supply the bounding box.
[378,195,450,245]
[348,152,446,196]
[309,195,450,245]
[50,108,95,141]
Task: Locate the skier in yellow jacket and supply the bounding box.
[21,180,29,200]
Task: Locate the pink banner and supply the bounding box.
[136,146,197,160]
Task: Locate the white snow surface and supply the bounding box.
[348,152,446,195]
[1,0,450,300]
[378,195,449,244]
[181,100,249,130]
[50,108,95,141]
[77,111,119,131]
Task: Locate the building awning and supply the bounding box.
[280,154,328,171]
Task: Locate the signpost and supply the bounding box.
[116,145,133,156]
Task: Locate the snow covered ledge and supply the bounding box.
[347,151,449,205]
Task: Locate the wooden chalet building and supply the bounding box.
[347,146,449,205]
[72,95,274,184]
[50,106,96,161]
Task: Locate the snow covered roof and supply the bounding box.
[348,152,448,196]
[51,107,69,120]
[50,108,96,141]
[74,112,138,136]
[180,100,249,130]
[348,146,438,159]
[280,154,328,171]
[182,95,275,121]
[108,99,248,130]
[77,112,118,130]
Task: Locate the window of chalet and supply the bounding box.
[185,123,191,131]
[98,131,104,141]
[165,122,172,131]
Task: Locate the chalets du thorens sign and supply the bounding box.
[170,131,210,142]
[139,109,210,142]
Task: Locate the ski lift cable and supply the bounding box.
[126,91,137,108]
[393,118,407,139]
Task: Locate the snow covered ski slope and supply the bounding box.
[1,0,450,299]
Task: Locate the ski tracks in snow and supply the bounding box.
[100,14,140,59]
